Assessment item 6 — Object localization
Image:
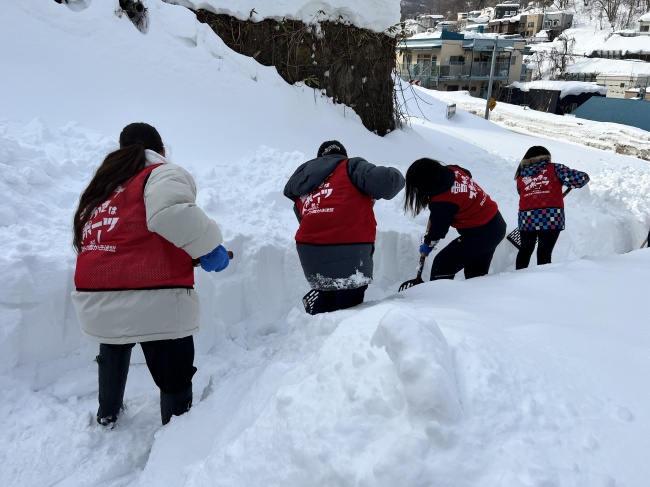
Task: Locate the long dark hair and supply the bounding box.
[72,123,164,253]
[403,158,447,217]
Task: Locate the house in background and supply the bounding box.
[639,12,650,33]
[598,74,650,98]
[565,72,650,99]
[457,10,486,29]
[417,14,444,30]
[517,12,544,40]
[436,20,460,32]
[494,3,520,20]
[489,3,520,34]
[624,86,650,99]
[397,31,526,99]
[489,14,520,34]
[542,11,573,40]
[404,19,427,37]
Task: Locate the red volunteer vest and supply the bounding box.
[295,160,376,244]
[430,167,498,228]
[74,164,194,290]
[517,163,565,211]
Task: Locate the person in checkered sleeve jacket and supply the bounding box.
[514,145,590,269]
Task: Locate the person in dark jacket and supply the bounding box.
[514,145,590,269]
[403,158,506,280]
[72,123,229,427]
[284,140,405,314]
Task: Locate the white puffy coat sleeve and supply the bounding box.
[144,163,223,259]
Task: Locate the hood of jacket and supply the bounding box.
[144,149,168,167]
[284,154,348,199]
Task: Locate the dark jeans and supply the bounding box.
[308,285,367,315]
[516,229,561,269]
[430,211,507,281]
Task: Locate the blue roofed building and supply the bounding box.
[571,96,650,132]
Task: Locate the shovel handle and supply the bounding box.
[415,253,426,279]
[192,250,234,267]
[414,221,431,279]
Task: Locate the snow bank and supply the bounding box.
[166,0,401,32]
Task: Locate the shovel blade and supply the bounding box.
[302,289,319,314]
[506,229,521,249]
[398,277,423,292]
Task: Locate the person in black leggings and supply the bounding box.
[514,146,589,270]
[516,230,560,269]
[403,158,506,281]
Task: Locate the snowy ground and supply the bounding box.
[413,88,650,160]
[2,1,650,486]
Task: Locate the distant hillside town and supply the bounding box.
[397,1,650,129]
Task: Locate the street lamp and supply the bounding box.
[484,41,514,120]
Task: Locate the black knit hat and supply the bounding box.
[119,122,164,152]
[317,140,347,157]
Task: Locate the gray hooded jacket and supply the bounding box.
[284,154,404,290]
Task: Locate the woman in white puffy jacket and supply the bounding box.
[72,122,229,426]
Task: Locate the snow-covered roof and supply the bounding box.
[639,12,650,21]
[409,31,442,40]
[493,15,519,23]
[567,57,650,76]
[520,8,544,15]
[566,30,650,55]
[404,19,425,27]
[511,80,607,98]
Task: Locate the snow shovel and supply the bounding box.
[398,220,432,292]
[506,187,572,249]
[398,253,427,292]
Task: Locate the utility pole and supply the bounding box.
[484,43,497,120]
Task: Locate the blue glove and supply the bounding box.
[199,245,229,272]
[419,243,433,256]
[419,240,438,256]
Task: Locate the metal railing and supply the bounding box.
[399,61,512,87]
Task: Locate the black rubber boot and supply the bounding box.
[160,387,192,425]
[96,344,132,428]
